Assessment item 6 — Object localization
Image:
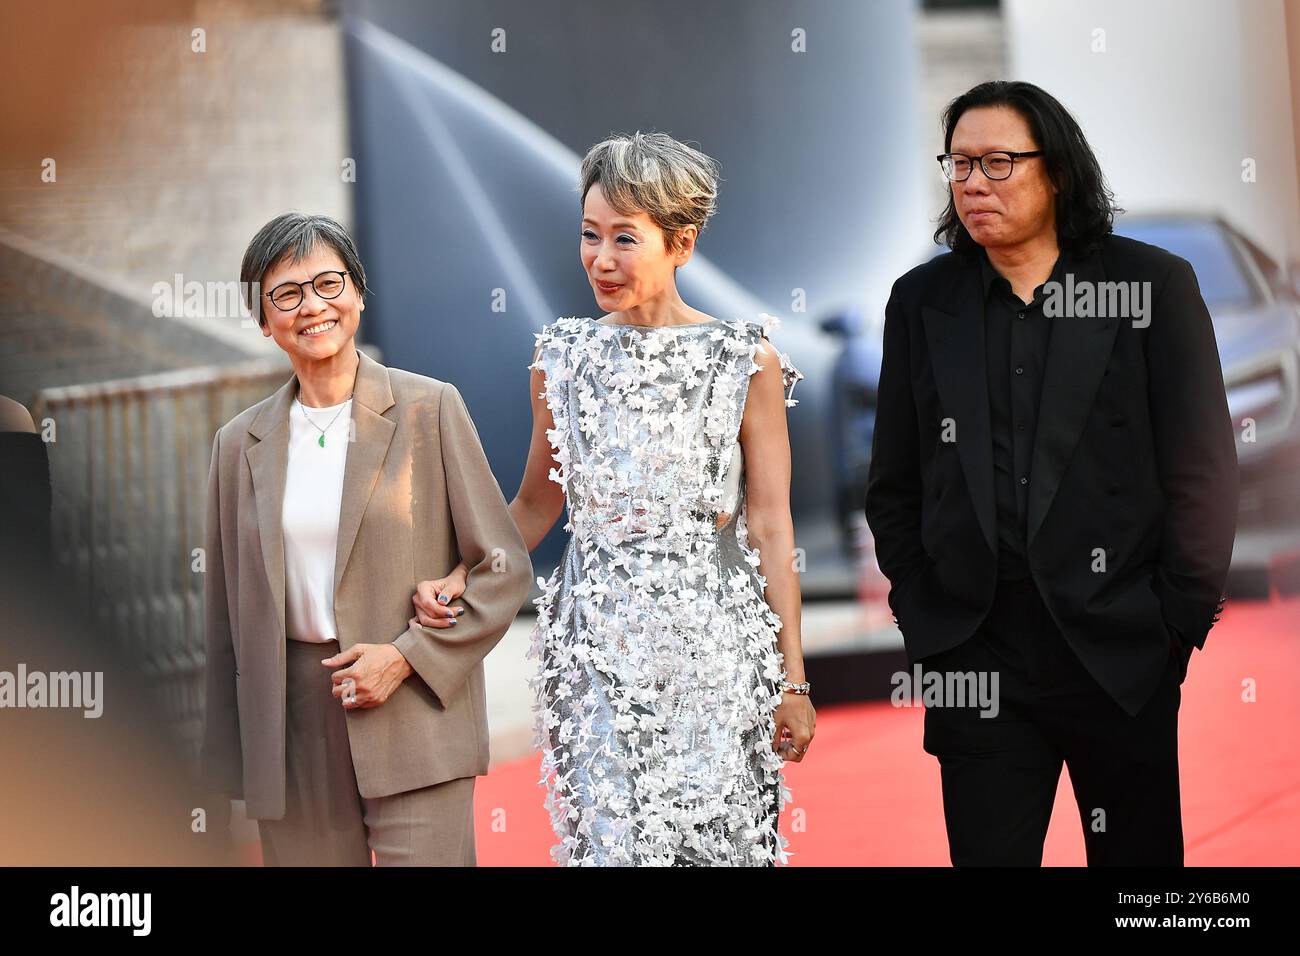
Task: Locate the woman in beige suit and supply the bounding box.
[200,213,532,866]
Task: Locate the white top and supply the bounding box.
[282,395,352,643]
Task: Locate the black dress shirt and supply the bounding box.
[980,249,1069,581]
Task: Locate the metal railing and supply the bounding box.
[32,357,291,758]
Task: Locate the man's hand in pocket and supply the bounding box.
[1167,623,1194,685]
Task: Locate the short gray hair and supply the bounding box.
[240,213,369,325]
[579,131,721,254]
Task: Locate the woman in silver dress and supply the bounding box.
[414,132,813,865]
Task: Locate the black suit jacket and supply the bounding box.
[865,234,1238,715]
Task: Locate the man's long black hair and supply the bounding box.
[933,80,1122,255]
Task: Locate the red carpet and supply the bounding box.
[472,596,1300,866]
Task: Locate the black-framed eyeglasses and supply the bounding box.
[264,270,350,311]
[937,150,1044,182]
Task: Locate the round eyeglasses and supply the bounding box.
[264,270,350,311]
[937,150,1044,182]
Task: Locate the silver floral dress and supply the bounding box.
[526,314,805,866]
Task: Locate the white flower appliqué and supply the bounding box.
[525,316,804,866]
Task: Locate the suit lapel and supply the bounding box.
[244,348,396,643]
[1026,248,1118,546]
[922,261,998,556]
[332,349,396,596]
[246,377,294,643]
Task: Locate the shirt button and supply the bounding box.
[1017,423,1026,431]
[1015,366,1024,375]
[1017,312,1025,319]
[1019,477,1028,485]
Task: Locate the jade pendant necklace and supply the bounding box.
[296,395,351,448]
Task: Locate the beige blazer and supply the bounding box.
[199,347,532,820]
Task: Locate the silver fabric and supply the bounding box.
[527,315,803,866]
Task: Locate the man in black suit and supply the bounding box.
[865,80,1238,866]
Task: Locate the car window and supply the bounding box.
[1233,228,1283,290]
[1113,219,1260,309]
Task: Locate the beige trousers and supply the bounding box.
[256,637,477,866]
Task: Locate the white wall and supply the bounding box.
[1005,0,1300,262]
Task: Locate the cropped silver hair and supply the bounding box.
[579,131,721,253]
